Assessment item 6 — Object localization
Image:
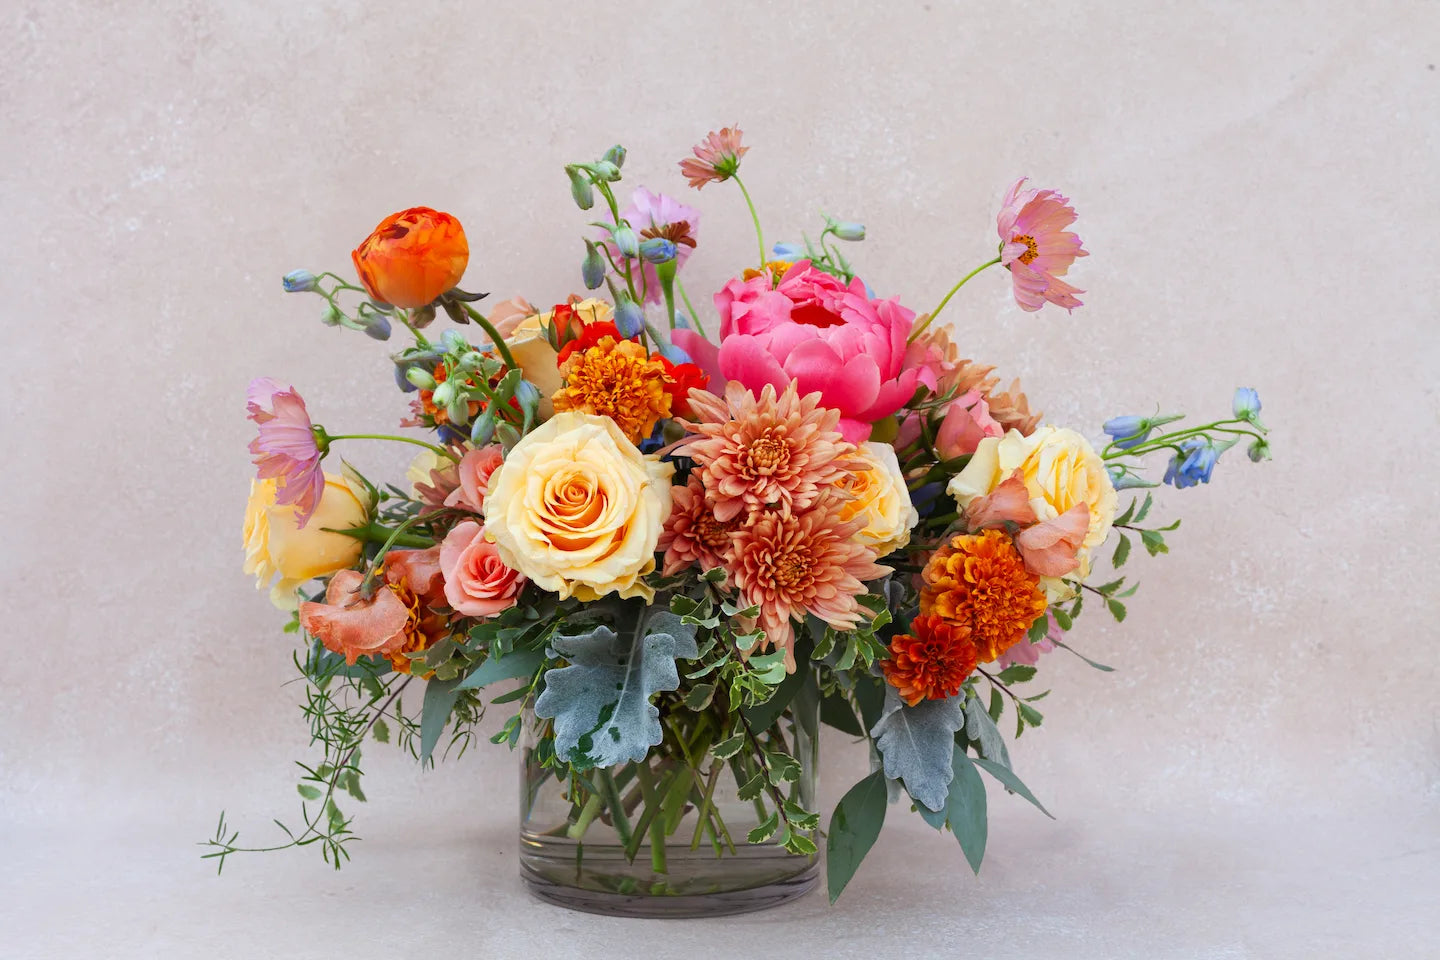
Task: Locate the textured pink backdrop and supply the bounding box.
[2,2,1436,957]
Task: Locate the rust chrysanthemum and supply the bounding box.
[680,382,864,523]
[658,475,738,577]
[881,614,980,706]
[553,335,672,444]
[920,529,1048,663]
[678,125,748,189]
[728,497,889,671]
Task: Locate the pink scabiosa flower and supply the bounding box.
[678,381,864,523]
[997,178,1088,312]
[679,125,748,189]
[728,497,890,671]
[706,262,921,442]
[605,188,700,305]
[247,377,325,528]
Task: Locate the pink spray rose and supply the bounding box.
[935,389,1004,459]
[444,445,505,514]
[702,261,920,442]
[439,520,525,618]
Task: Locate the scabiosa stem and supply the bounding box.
[732,174,766,267]
[911,256,1002,343]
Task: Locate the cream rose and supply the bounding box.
[948,426,1117,573]
[504,299,613,418]
[483,411,673,601]
[243,472,370,609]
[838,441,919,558]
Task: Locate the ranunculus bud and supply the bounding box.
[582,240,606,290]
[613,225,639,259]
[283,269,318,293]
[351,207,469,309]
[638,238,677,264]
[602,144,627,169]
[566,167,595,210]
[405,366,438,391]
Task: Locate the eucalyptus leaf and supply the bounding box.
[869,687,967,811]
[826,770,888,903]
[820,689,865,737]
[963,693,1010,768]
[972,755,1054,819]
[946,748,988,874]
[456,647,545,691]
[420,677,460,763]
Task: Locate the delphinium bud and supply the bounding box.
[613,225,639,259]
[614,295,645,339]
[638,237,677,264]
[602,144,627,169]
[566,166,594,210]
[282,269,318,293]
[582,240,606,289]
[406,367,438,391]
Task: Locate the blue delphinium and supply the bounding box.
[1233,387,1262,423]
[282,269,317,293]
[1163,438,1219,489]
[1102,415,1152,450]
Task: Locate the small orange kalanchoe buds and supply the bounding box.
[351,207,469,309]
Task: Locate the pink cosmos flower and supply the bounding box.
[605,187,700,305]
[935,389,1004,459]
[444,445,504,514]
[247,378,324,528]
[679,125,747,189]
[697,262,920,443]
[997,178,1088,312]
[995,613,1059,669]
[439,521,525,618]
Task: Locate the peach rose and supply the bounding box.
[439,520,525,618]
[444,445,505,514]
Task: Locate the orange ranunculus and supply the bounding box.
[351,207,469,308]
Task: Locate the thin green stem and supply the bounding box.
[322,432,457,461]
[910,256,1002,343]
[328,522,433,550]
[395,311,430,348]
[459,304,518,370]
[732,174,766,267]
[675,279,708,341]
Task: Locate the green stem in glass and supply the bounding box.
[910,256,1003,343]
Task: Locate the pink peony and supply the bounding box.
[606,187,700,305]
[706,262,920,442]
[444,445,504,514]
[935,389,1004,459]
[439,520,525,618]
[997,178,1088,313]
[247,378,325,528]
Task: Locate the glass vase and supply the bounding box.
[518,689,820,917]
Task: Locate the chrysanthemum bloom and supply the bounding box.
[920,529,1048,663]
[554,335,673,444]
[996,178,1087,313]
[728,497,889,670]
[679,125,748,189]
[658,475,737,576]
[680,381,864,523]
[247,378,325,528]
[882,614,980,706]
[607,188,701,304]
[351,207,469,309]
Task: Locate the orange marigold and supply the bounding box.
[554,335,672,443]
[882,614,980,706]
[920,528,1048,663]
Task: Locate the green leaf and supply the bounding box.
[742,651,812,731]
[996,664,1037,684]
[456,647,545,691]
[972,756,1054,818]
[1106,599,1128,622]
[1027,615,1050,644]
[764,750,801,784]
[711,733,746,760]
[1095,578,1125,596]
[684,683,716,710]
[785,833,818,856]
[296,784,322,801]
[1112,534,1132,569]
[372,718,390,744]
[747,812,781,844]
[737,772,766,802]
[1018,703,1044,728]
[946,748,988,874]
[826,770,888,903]
[963,694,1010,768]
[1054,639,1115,672]
[1140,529,1168,556]
[532,611,699,769]
[854,676,886,731]
[1133,491,1154,523]
[819,690,865,737]
[420,676,460,763]
[1114,497,1137,525]
[1051,606,1074,631]
[870,687,968,811]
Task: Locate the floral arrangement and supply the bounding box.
[210,127,1271,905]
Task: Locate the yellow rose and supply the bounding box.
[243,473,370,609]
[948,426,1117,578]
[483,411,673,602]
[505,299,614,418]
[838,441,919,558]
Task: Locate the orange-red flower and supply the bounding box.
[920,529,1048,663]
[882,614,979,706]
[351,207,469,308]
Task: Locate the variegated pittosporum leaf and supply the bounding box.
[533,610,698,770]
[869,686,967,811]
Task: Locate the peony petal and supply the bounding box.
[670,328,724,390]
[718,334,792,396]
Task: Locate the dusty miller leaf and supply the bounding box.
[869,686,967,811]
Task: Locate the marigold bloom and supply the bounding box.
[351,207,469,308]
[554,335,673,443]
[996,179,1087,313]
[728,497,889,671]
[680,382,863,523]
[882,614,980,706]
[247,378,324,528]
[920,529,1048,663]
[657,475,737,576]
[679,125,748,189]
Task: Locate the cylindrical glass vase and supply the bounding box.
[518,693,819,917]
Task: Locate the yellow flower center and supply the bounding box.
[1012,234,1039,265]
